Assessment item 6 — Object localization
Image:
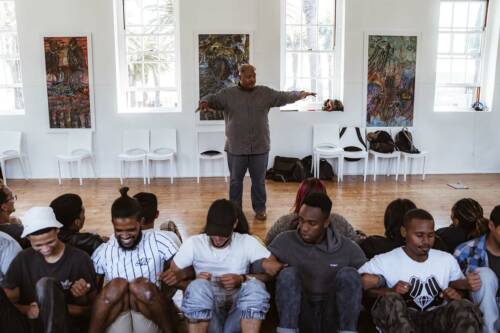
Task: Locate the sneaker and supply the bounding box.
[160,220,183,243]
[255,211,267,221]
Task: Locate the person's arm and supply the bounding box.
[266,87,316,108]
[198,90,227,112]
[159,260,194,292]
[361,274,410,298]
[3,287,39,318]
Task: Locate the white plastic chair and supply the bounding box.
[393,127,428,181]
[56,131,96,186]
[196,130,228,183]
[0,131,28,185]
[147,129,177,184]
[367,127,400,181]
[118,130,149,185]
[312,124,344,182]
[339,127,369,182]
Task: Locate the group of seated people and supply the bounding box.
[0,178,498,333]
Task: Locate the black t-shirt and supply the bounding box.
[436,226,467,253]
[487,249,500,296]
[4,244,97,304]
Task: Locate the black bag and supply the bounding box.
[340,127,367,162]
[395,128,420,154]
[300,155,335,180]
[266,156,306,182]
[367,130,396,153]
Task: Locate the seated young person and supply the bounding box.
[50,193,106,256]
[265,177,360,245]
[359,208,482,332]
[437,198,489,253]
[454,205,500,333]
[170,199,271,333]
[133,191,182,245]
[359,199,447,259]
[264,192,367,333]
[0,230,21,286]
[0,180,29,248]
[1,207,97,333]
[90,187,182,333]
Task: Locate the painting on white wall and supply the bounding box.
[198,33,251,122]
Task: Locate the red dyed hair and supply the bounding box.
[292,178,327,214]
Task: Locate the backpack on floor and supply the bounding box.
[395,128,420,154]
[266,156,306,182]
[340,127,367,162]
[367,130,396,153]
[300,155,335,180]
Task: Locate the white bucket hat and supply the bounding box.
[21,207,63,238]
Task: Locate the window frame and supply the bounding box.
[434,0,490,112]
[114,0,181,114]
[280,0,343,111]
[0,0,25,115]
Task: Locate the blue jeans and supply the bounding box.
[181,278,270,333]
[275,266,362,333]
[471,267,500,333]
[227,152,269,213]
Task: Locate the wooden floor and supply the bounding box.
[7,174,500,240]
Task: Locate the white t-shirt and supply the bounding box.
[173,233,270,277]
[358,247,464,311]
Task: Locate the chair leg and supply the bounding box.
[77,160,83,186]
[0,159,5,185]
[18,157,28,180]
[197,158,200,184]
[147,160,151,185]
[373,156,378,181]
[395,156,400,181]
[170,158,174,184]
[57,160,62,185]
[338,156,343,182]
[142,159,147,185]
[422,156,427,181]
[90,156,97,179]
[386,159,392,176]
[404,156,408,182]
[119,161,124,185]
[363,157,368,182]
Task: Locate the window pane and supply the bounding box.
[318,26,334,51]
[128,63,143,87]
[452,2,468,29]
[0,1,16,28]
[319,53,334,77]
[452,33,466,53]
[301,25,318,50]
[438,33,451,53]
[450,58,466,83]
[301,0,318,26]
[286,26,301,50]
[465,58,480,85]
[436,58,452,83]
[468,2,486,29]
[158,30,175,51]
[315,78,333,100]
[286,0,301,24]
[318,0,334,25]
[465,32,481,54]
[124,0,142,26]
[439,2,453,28]
[435,86,474,110]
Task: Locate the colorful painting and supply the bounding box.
[366,35,417,127]
[43,36,94,129]
[198,34,250,121]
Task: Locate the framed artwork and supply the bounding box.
[42,34,95,130]
[365,34,418,127]
[196,33,251,123]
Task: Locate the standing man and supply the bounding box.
[198,64,315,220]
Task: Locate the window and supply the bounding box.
[281,0,340,110]
[115,0,179,112]
[434,0,489,111]
[0,0,24,114]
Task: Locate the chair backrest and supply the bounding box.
[67,131,93,155]
[197,130,225,154]
[122,129,149,154]
[312,124,340,149]
[339,127,367,150]
[150,128,177,154]
[0,131,22,154]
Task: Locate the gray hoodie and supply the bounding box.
[268,228,366,296]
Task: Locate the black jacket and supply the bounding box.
[58,230,104,256]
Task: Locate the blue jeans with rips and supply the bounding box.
[181,278,270,333]
[275,266,362,333]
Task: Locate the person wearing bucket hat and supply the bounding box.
[1,206,97,333]
[90,187,183,333]
[167,199,271,333]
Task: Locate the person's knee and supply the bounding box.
[446,299,482,324]
[277,267,301,287]
[336,267,361,285]
[240,279,270,302]
[238,280,270,320]
[129,278,159,304]
[371,292,406,319]
[99,278,129,305]
[478,267,499,289]
[184,279,213,303]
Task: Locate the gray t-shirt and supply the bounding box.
[202,85,301,155]
[268,228,366,296]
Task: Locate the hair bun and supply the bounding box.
[119,187,130,197]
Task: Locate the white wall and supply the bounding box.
[2,0,500,179]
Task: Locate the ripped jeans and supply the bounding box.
[181,278,270,333]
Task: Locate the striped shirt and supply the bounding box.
[91,231,178,286]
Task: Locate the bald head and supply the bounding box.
[238,64,256,89]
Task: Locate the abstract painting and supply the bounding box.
[366,35,417,127]
[43,35,94,129]
[198,33,250,121]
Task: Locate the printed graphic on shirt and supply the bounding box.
[61,279,72,290]
[406,275,443,310]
